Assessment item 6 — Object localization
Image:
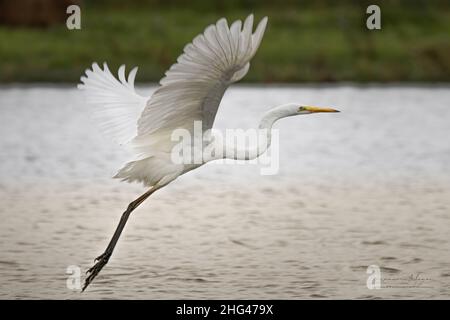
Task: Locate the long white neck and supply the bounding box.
[206,104,296,162]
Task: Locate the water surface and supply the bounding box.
[0,85,449,299]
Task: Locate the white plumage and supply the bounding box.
[78,14,268,187]
[78,64,148,145]
[78,14,340,291]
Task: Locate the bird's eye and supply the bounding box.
[298,106,305,112]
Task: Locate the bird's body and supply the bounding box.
[78,14,339,291]
[79,14,268,188]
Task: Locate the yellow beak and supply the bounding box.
[303,106,340,113]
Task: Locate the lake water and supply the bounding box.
[0,85,449,299]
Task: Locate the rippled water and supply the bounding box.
[0,85,449,299]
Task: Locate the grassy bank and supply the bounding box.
[0,1,449,83]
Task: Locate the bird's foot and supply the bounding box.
[94,251,110,263]
[82,251,112,292]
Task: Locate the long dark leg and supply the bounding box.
[82,186,158,292]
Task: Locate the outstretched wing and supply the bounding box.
[78,14,267,159]
[134,14,268,150]
[78,63,150,145]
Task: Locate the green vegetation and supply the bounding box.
[0,1,449,83]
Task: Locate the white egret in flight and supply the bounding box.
[78,14,339,291]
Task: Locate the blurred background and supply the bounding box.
[0,0,449,83]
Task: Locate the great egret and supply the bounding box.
[78,14,339,291]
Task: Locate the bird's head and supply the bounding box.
[265,103,340,122]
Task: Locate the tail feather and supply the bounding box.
[114,155,184,187]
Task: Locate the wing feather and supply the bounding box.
[78,63,149,145]
[135,15,268,155]
[77,15,268,163]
